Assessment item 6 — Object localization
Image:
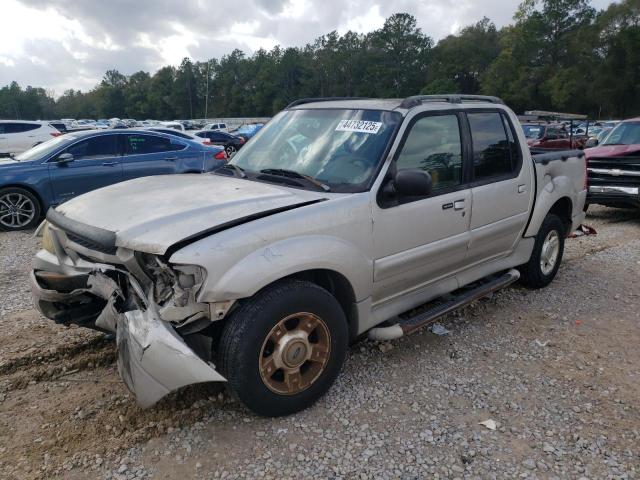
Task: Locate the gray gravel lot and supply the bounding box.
[0,206,639,480]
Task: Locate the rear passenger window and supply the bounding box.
[395,114,463,192]
[125,134,184,154]
[468,112,516,181]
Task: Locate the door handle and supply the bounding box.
[518,184,527,193]
[453,200,465,210]
[102,161,118,166]
[164,156,178,161]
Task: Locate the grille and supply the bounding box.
[66,232,118,255]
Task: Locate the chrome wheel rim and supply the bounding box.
[259,312,331,395]
[226,146,237,157]
[0,193,35,228]
[540,230,560,276]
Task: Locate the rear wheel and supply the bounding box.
[218,279,348,417]
[0,187,41,231]
[519,214,565,289]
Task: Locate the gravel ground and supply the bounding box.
[0,205,639,480]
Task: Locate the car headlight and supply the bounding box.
[41,222,56,254]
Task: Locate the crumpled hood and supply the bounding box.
[55,174,326,254]
[585,144,640,159]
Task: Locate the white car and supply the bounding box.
[145,127,215,146]
[160,121,186,131]
[203,122,228,132]
[0,121,62,156]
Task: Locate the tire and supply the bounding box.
[218,279,348,417]
[0,187,42,231]
[225,145,237,158]
[519,214,565,289]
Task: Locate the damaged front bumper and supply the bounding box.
[30,230,227,408]
[117,308,225,408]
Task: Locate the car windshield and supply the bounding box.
[601,122,640,145]
[13,135,75,161]
[522,125,544,139]
[229,109,401,191]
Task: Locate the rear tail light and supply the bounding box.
[50,132,61,137]
[214,150,227,160]
[239,137,246,144]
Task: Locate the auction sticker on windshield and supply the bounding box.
[335,120,382,134]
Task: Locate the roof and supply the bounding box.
[287,95,506,113]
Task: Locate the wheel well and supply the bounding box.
[285,269,358,340]
[549,197,572,235]
[0,184,45,213]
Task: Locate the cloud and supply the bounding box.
[2,0,616,94]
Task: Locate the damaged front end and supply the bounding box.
[30,217,227,407]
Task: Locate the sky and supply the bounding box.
[0,0,614,96]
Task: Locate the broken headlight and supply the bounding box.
[137,253,206,307]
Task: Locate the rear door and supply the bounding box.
[372,112,472,304]
[466,110,532,264]
[121,133,191,180]
[48,134,123,204]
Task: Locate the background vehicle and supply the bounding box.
[585,118,640,210]
[48,121,70,134]
[146,127,223,149]
[0,130,226,231]
[203,122,228,132]
[0,121,61,156]
[160,121,186,131]
[232,123,264,141]
[522,123,587,150]
[30,95,587,416]
[194,130,245,157]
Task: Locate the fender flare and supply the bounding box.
[524,175,574,237]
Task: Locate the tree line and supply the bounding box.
[0,0,638,121]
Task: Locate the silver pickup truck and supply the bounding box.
[30,95,587,416]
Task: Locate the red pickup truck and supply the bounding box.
[585,118,640,210]
[522,123,588,150]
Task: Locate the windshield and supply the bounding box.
[522,125,544,139]
[229,109,401,191]
[601,122,640,146]
[13,135,74,161]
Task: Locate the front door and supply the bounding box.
[372,112,472,306]
[48,134,123,204]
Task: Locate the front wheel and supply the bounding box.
[217,279,348,417]
[519,214,565,289]
[0,187,41,231]
[225,145,237,158]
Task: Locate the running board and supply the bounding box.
[368,269,520,341]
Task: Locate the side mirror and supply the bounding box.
[56,152,74,164]
[395,169,433,197]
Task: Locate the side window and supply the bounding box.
[64,135,119,160]
[2,123,22,134]
[468,112,514,181]
[395,114,463,192]
[19,123,40,133]
[125,134,184,154]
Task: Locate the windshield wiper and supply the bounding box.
[218,163,246,178]
[260,169,331,192]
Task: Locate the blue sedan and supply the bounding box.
[0,130,227,231]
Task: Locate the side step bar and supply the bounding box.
[368,269,520,341]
